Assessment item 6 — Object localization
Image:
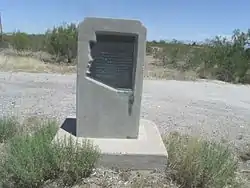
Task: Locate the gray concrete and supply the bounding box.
[55,17,168,170]
[77,17,146,138]
[53,118,168,170]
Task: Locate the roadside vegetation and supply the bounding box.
[0,116,248,187]
[164,132,244,188]
[0,22,250,187]
[1,24,250,84]
[0,117,100,188]
[147,29,250,83]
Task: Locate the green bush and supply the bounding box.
[0,117,19,143]
[164,132,240,188]
[11,31,31,51]
[0,119,100,188]
[54,137,101,185]
[201,30,250,83]
[45,23,77,63]
[3,23,78,64]
[150,30,250,83]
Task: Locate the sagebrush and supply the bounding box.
[164,132,240,188]
[0,117,100,188]
[0,117,19,143]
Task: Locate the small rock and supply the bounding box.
[236,134,243,140]
[239,151,250,161]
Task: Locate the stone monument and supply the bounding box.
[54,17,168,170]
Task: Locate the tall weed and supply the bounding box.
[164,132,239,188]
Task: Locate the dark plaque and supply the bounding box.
[87,33,137,90]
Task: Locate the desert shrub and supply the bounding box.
[28,34,47,52]
[201,30,250,83]
[2,32,46,53]
[150,40,202,70]
[0,119,100,188]
[148,30,250,84]
[11,31,31,51]
[53,137,101,185]
[164,132,240,188]
[2,23,78,63]
[45,23,77,63]
[0,117,19,143]
[0,121,58,187]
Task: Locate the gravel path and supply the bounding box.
[1,71,250,150]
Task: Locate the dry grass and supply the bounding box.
[0,51,197,81]
[144,55,198,80]
[145,65,197,80]
[0,53,76,74]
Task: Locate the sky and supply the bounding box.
[1,0,250,42]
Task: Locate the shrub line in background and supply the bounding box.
[1,25,250,84]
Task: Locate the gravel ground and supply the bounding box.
[1,71,250,187]
[1,71,250,150]
[42,168,179,188]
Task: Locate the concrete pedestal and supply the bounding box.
[53,118,168,170]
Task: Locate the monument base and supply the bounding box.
[52,118,168,170]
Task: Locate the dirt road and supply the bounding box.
[1,71,250,150]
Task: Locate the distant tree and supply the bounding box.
[171,39,178,44]
[151,40,157,44]
[11,31,30,51]
[159,40,166,44]
[45,23,77,63]
[28,34,47,51]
